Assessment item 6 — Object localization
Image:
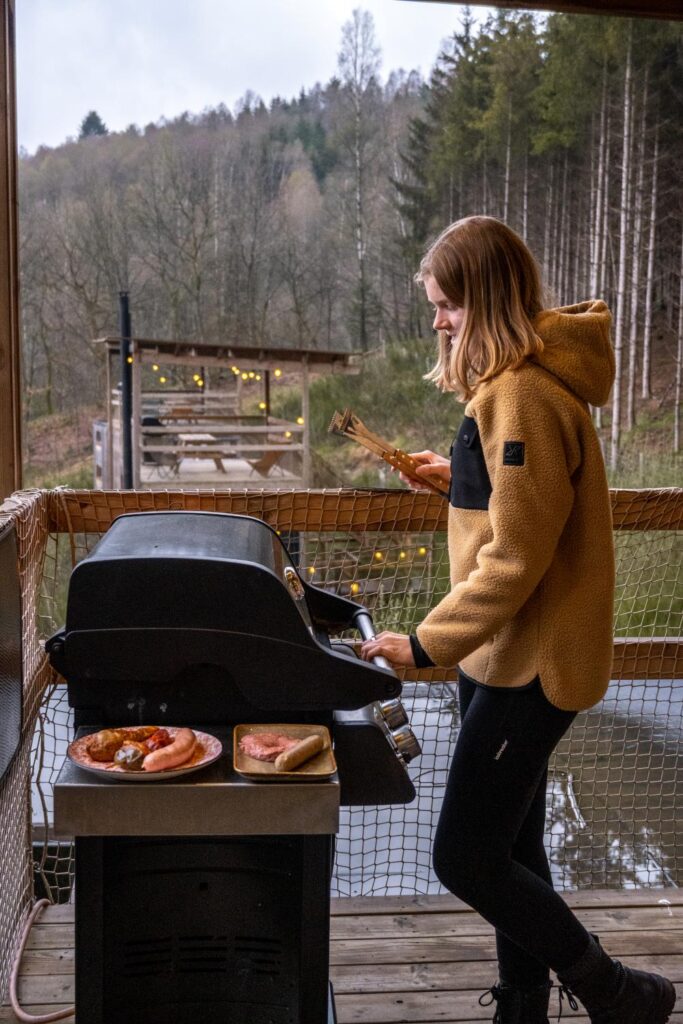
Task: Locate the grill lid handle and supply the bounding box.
[351,609,392,672]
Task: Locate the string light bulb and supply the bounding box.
[350,582,360,595]
[418,546,427,556]
[399,551,407,560]
[274,368,282,378]
[284,431,292,439]
[307,567,316,576]
[296,416,304,425]
[258,402,267,411]
[255,374,261,381]
[248,371,255,379]
[126,355,133,364]
[197,378,204,387]
[374,551,383,561]
[193,373,200,382]
[159,376,167,384]
[152,364,159,372]
[241,372,248,381]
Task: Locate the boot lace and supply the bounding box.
[557,984,579,1020]
[478,984,505,1024]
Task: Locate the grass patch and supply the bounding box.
[24,461,94,490]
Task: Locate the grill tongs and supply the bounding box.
[329,409,449,497]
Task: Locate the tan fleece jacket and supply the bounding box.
[415,299,616,712]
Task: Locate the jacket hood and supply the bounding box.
[531,299,614,407]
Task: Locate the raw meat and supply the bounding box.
[239,732,300,762]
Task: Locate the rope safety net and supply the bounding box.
[0,484,680,1000]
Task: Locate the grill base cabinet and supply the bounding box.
[56,730,340,1024]
[50,512,421,1024]
[76,835,336,1024]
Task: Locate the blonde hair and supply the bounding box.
[417,216,546,400]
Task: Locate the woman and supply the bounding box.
[360,217,676,1024]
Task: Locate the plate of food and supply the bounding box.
[68,726,223,781]
[233,724,336,782]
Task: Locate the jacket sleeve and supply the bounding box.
[415,372,578,668]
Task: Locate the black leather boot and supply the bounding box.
[556,933,676,1023]
[479,980,552,1023]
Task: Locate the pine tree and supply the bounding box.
[79,111,108,139]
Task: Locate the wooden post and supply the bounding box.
[302,358,311,487]
[131,340,141,489]
[105,347,113,488]
[0,0,21,500]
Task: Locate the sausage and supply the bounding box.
[143,728,196,772]
[88,726,157,761]
[273,734,324,772]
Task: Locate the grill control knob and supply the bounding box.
[391,725,422,764]
[377,699,409,730]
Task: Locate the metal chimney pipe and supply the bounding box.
[118,292,133,488]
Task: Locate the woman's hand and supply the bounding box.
[400,450,451,491]
[360,632,415,667]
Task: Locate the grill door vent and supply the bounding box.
[234,935,283,977]
[123,937,173,977]
[123,934,230,977]
[178,933,229,973]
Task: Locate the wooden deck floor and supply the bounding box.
[3,890,683,1022]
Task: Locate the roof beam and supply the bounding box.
[402,0,683,20]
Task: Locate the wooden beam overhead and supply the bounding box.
[0,0,21,500]
[401,0,683,21]
[96,336,361,372]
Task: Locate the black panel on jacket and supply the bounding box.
[450,416,492,510]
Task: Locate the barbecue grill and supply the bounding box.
[50,511,421,1024]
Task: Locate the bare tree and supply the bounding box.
[641,119,659,401]
[337,8,382,350]
[611,24,634,470]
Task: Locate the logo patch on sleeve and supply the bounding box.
[503,441,525,466]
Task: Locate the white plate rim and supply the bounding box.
[67,729,223,782]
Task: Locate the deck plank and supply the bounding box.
[3,1007,683,1024]
[330,957,683,993]
[331,889,683,916]
[3,892,683,1023]
[13,955,683,1003]
[331,906,683,939]
[331,929,683,964]
[39,887,683,924]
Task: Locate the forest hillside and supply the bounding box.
[19,8,683,485]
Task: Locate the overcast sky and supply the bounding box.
[17,0,495,154]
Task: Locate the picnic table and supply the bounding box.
[176,432,232,472]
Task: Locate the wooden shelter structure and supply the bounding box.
[95,335,358,490]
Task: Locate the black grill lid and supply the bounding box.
[47,512,401,722]
[65,511,311,635]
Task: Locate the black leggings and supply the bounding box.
[433,672,591,986]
